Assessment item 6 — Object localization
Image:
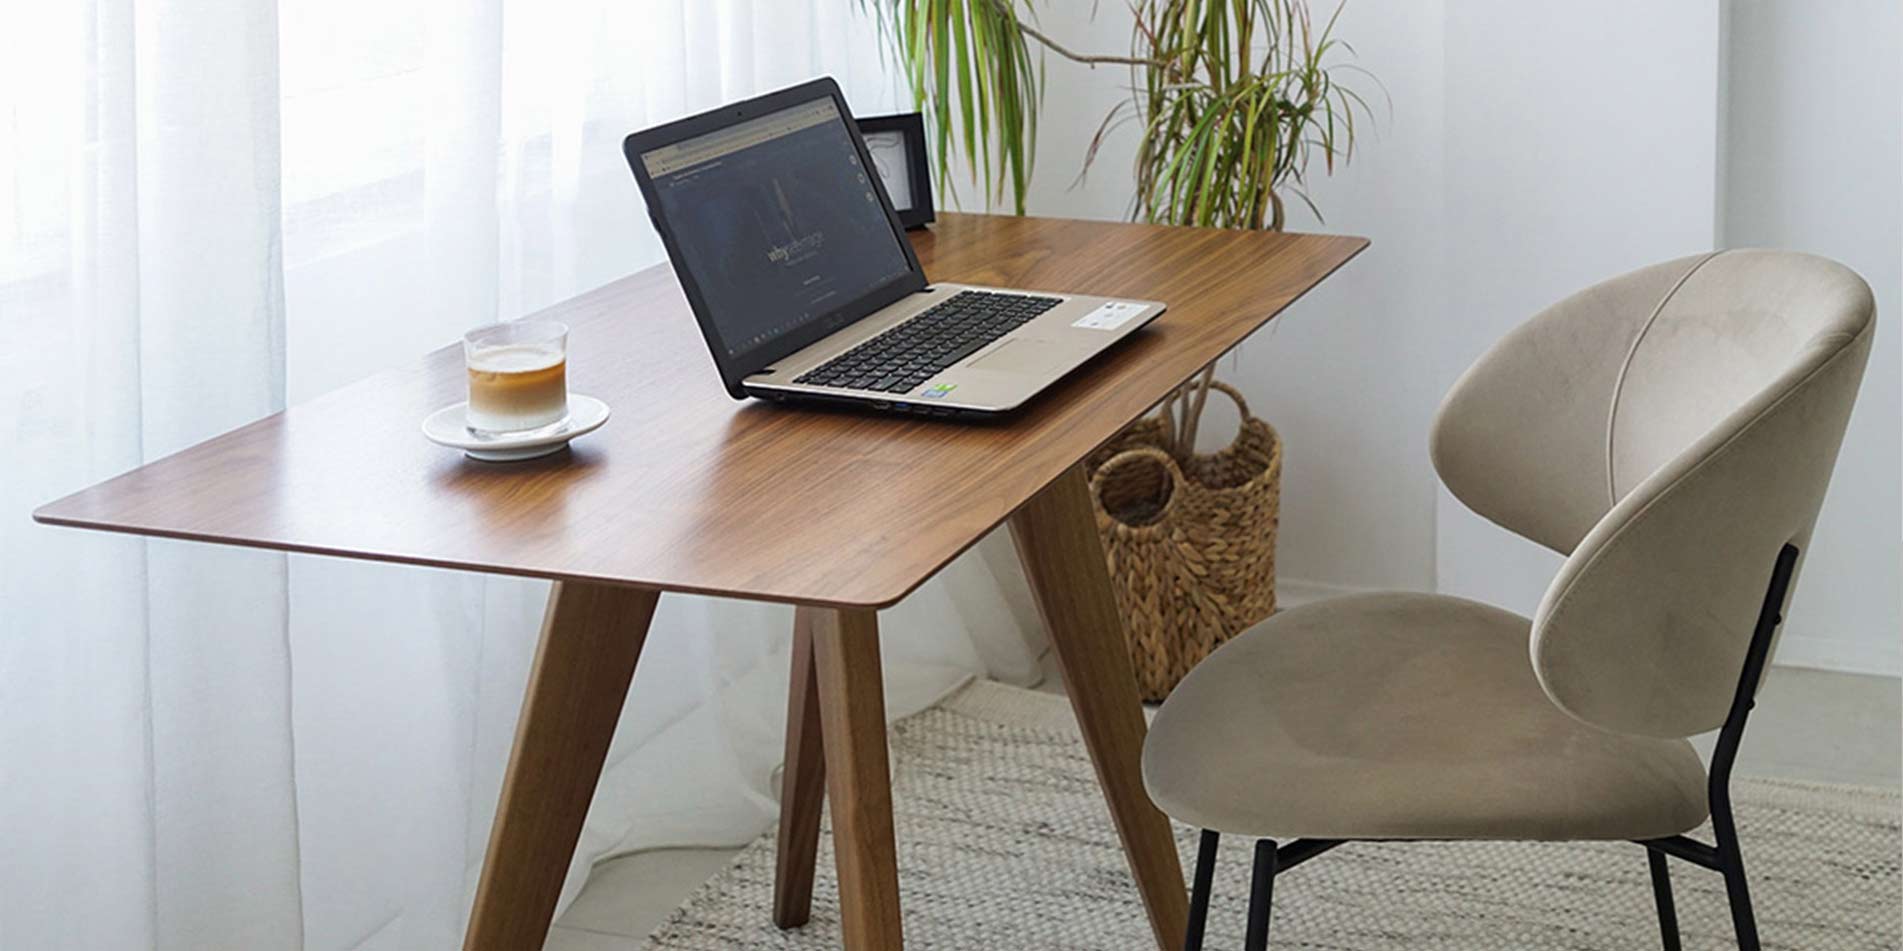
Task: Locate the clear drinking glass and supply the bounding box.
[462,319,569,434]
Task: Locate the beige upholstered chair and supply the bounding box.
[1142,250,1876,951]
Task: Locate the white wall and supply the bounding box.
[1433,1,1723,616]
[1720,0,1903,673]
[984,0,1899,674]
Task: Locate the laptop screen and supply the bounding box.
[639,97,915,360]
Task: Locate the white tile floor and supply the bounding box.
[544,659,1901,950]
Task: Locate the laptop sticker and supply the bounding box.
[1072,300,1147,331]
[922,383,957,399]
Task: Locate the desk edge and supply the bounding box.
[30,232,1371,610]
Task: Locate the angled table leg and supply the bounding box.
[810,606,904,949]
[1009,463,1189,951]
[464,581,660,951]
[773,607,828,928]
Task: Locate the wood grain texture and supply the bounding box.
[810,608,904,949]
[34,215,1365,607]
[464,581,659,951]
[1008,464,1188,951]
[772,607,828,930]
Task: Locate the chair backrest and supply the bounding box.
[1431,250,1875,738]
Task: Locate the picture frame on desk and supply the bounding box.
[856,112,935,230]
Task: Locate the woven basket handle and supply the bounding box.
[1191,379,1258,454]
[1088,445,1186,523]
[1203,379,1253,420]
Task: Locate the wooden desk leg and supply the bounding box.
[464,581,660,951]
[810,607,904,949]
[772,607,827,928]
[1008,464,1189,951]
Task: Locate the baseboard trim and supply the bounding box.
[1274,577,1902,679]
[1275,577,1372,610]
[1771,632,1903,679]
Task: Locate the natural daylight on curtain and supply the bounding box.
[0,2,1043,947]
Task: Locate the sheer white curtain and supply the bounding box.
[0,1,1045,948]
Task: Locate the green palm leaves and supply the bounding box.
[860,0,1043,214]
[860,0,1375,230]
[1130,0,1371,229]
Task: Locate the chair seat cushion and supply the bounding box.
[1142,593,1709,841]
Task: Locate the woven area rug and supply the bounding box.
[640,681,1901,950]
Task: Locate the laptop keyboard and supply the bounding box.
[793,290,1063,394]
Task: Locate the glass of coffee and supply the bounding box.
[462,319,569,434]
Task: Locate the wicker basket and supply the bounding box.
[1084,381,1281,701]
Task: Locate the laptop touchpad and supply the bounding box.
[970,339,1060,373]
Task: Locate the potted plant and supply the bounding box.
[862,0,1377,697]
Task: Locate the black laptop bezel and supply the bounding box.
[623,77,928,399]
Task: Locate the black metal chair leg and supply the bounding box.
[1646,849,1683,951]
[1714,813,1762,951]
[1243,839,1278,951]
[1185,830,1219,951]
[1720,864,1762,951]
[1696,545,1796,951]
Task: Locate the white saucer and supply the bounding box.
[422,394,610,462]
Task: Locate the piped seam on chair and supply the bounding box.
[1603,251,1726,507]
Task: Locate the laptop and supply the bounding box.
[622,77,1165,417]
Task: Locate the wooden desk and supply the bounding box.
[36,213,1366,950]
